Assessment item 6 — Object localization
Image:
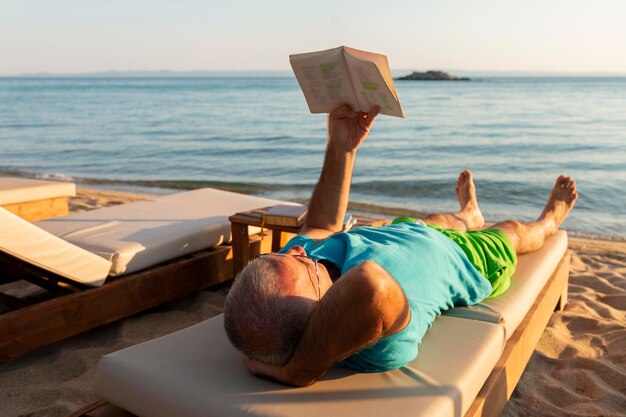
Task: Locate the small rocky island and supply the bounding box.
[396,70,470,81]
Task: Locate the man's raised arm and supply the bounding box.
[301,104,380,239]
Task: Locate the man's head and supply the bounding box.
[223,246,333,365]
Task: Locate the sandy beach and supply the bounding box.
[0,188,624,417]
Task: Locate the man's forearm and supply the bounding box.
[243,268,380,387]
[302,104,378,236]
[305,146,355,233]
[281,263,384,386]
[280,262,410,386]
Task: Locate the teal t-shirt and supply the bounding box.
[279,222,492,372]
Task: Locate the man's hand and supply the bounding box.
[328,104,380,153]
[243,355,314,387]
[243,356,284,382]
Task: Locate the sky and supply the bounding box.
[1,0,625,75]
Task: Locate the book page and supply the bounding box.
[343,51,405,117]
[289,47,357,113]
[343,47,399,101]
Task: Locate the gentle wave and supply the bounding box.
[0,167,555,205]
[0,123,67,129]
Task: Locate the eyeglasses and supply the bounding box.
[258,253,321,301]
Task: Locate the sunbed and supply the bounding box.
[90,231,570,417]
[0,187,290,361]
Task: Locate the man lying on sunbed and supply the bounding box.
[224,104,578,387]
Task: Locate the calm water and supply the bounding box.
[0,76,625,238]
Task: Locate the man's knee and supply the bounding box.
[493,220,524,250]
[498,220,524,234]
[423,213,449,228]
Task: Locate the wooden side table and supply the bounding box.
[229,206,388,276]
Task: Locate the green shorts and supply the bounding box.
[427,224,517,298]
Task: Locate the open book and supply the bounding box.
[289,46,404,118]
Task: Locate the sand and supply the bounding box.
[68,187,155,212]
[1,188,625,417]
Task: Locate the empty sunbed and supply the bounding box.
[0,187,291,360]
[90,231,570,417]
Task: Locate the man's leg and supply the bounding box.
[492,176,578,255]
[423,170,485,231]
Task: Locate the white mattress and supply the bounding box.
[0,177,75,205]
[96,315,505,417]
[37,188,288,277]
[0,207,112,286]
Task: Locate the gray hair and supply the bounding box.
[223,256,316,365]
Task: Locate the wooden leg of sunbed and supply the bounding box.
[271,230,297,253]
[0,238,272,362]
[231,223,250,277]
[555,279,568,312]
[271,230,282,252]
[464,251,571,417]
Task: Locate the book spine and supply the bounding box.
[342,47,360,110]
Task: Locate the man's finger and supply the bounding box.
[356,112,374,131]
[361,105,380,130]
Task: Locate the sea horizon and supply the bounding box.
[3,69,626,79]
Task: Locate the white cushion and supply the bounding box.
[95,314,505,417]
[0,207,111,286]
[445,231,568,339]
[37,188,289,276]
[0,177,75,205]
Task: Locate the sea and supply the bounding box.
[0,75,624,239]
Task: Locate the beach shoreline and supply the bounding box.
[1,187,624,417]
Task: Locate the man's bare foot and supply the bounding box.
[455,170,484,229]
[538,175,578,234]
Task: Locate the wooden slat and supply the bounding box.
[0,238,271,361]
[2,196,69,222]
[464,251,571,417]
[0,292,33,310]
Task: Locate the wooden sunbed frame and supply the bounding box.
[0,233,274,362]
[66,250,571,417]
[2,195,70,222]
[465,251,570,417]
